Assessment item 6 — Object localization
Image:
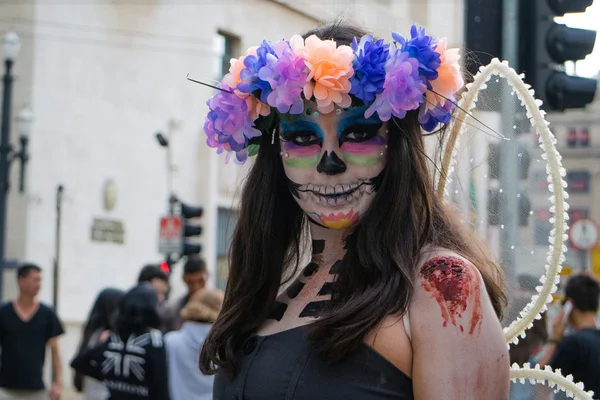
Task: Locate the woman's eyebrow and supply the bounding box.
[281,120,325,140]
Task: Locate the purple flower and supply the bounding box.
[393,25,440,81]
[365,48,427,121]
[203,83,262,164]
[236,40,275,103]
[349,35,389,106]
[418,98,455,132]
[258,40,308,114]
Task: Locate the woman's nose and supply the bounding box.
[317,151,347,175]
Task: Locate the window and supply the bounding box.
[579,128,590,147]
[567,127,577,147]
[566,171,590,193]
[216,31,240,80]
[567,127,591,147]
[216,207,238,290]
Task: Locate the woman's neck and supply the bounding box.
[309,221,354,267]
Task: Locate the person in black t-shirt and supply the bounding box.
[538,273,600,398]
[0,264,65,400]
[71,284,170,400]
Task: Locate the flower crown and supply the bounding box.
[202,25,465,164]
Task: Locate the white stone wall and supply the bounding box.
[0,0,465,390]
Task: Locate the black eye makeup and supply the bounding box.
[281,130,321,146]
[339,123,383,144]
[280,120,324,147]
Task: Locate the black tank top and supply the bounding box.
[214,324,413,399]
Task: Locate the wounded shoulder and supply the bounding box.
[415,254,484,335]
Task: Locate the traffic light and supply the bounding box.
[180,202,203,256]
[160,260,171,274]
[465,0,503,76]
[519,0,597,111]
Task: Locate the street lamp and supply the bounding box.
[16,106,33,193]
[0,29,23,299]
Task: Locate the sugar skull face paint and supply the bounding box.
[281,101,388,229]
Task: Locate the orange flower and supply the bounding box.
[426,38,464,110]
[318,209,360,229]
[290,35,354,114]
[246,96,271,121]
[222,46,258,93]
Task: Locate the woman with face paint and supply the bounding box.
[199,22,510,399]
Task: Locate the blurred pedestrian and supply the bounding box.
[165,288,223,400]
[137,265,174,333]
[538,273,600,397]
[71,285,170,400]
[73,288,125,400]
[0,264,64,400]
[173,256,208,326]
[137,265,169,303]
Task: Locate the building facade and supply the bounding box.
[546,102,600,277]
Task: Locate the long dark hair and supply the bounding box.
[74,288,124,391]
[200,21,506,376]
[114,284,161,335]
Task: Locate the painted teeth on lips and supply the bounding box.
[309,182,362,196]
[323,193,351,206]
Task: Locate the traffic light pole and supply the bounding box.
[499,0,519,297]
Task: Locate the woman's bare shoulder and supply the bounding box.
[408,249,510,398]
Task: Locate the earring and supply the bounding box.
[284,152,290,159]
[378,149,384,157]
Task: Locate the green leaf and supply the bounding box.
[247,144,260,157]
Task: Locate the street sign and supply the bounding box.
[158,216,182,254]
[569,218,599,250]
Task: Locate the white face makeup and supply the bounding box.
[280,101,388,230]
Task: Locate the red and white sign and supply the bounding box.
[569,218,599,251]
[158,216,182,254]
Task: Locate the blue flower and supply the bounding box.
[364,48,426,122]
[349,35,389,105]
[236,40,276,103]
[393,25,441,81]
[418,98,455,132]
